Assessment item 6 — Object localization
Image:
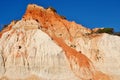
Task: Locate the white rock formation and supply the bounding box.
[0,20,81,80]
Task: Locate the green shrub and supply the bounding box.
[47,6,57,12]
[113,32,120,36]
[60,15,66,19]
[3,24,8,29]
[96,28,114,34]
[14,20,19,23]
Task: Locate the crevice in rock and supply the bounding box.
[1,54,6,74]
[18,46,22,49]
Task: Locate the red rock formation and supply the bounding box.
[23,4,91,41]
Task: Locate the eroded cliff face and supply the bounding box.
[0,20,80,80]
[0,4,120,80]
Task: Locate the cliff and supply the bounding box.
[0,4,120,80]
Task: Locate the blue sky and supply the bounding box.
[0,0,120,32]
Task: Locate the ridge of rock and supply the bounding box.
[22,4,91,41]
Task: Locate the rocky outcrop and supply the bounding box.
[23,4,91,41]
[0,4,120,80]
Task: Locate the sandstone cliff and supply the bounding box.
[0,4,120,80]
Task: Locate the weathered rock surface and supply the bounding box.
[0,4,120,80]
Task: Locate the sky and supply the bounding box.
[0,0,120,32]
